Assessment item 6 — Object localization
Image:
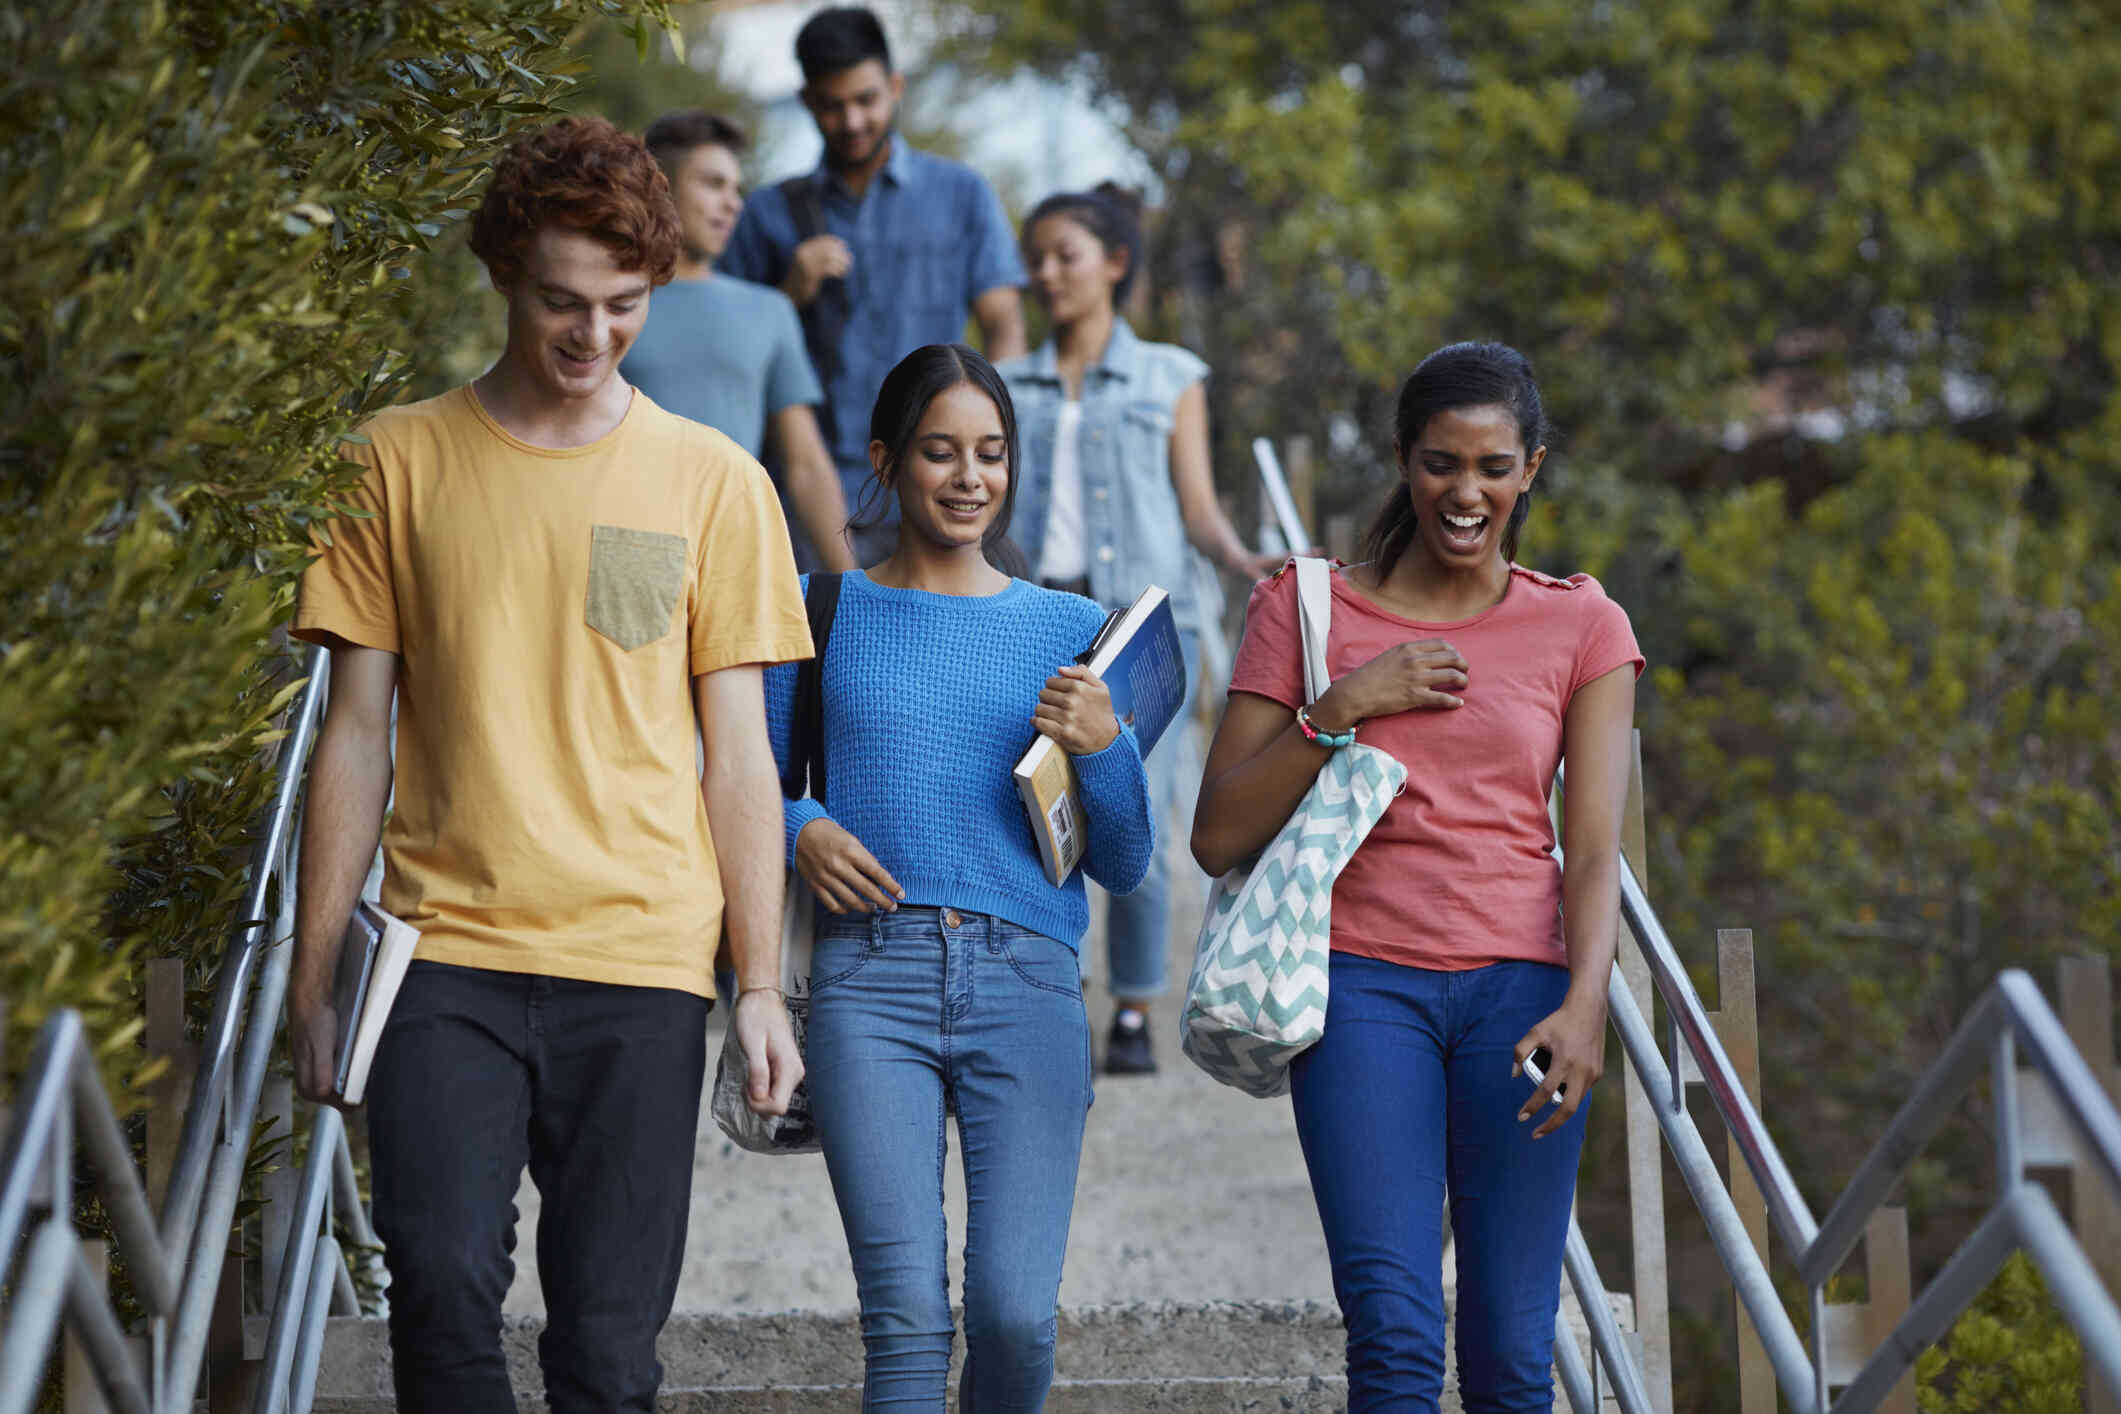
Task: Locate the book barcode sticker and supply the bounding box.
[1047,792,1082,869]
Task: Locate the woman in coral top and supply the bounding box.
[1192,342,1643,1412]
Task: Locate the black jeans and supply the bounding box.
[365,961,708,1414]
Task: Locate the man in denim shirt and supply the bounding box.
[721,6,1025,566]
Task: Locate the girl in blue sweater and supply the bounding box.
[765,343,1154,1411]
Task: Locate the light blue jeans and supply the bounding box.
[1289,954,1589,1412]
[807,906,1094,1412]
[1104,628,1200,1001]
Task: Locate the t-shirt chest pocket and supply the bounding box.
[585,525,688,651]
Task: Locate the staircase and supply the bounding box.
[314,1303,1346,1412]
[310,1290,1630,1412]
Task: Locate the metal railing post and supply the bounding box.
[144,960,193,1216]
[252,1097,343,1414]
[2054,955,2120,1414]
[1563,1218,1657,1414]
[1817,1209,1916,1411]
[1614,733,1673,1414]
[1708,930,1774,1414]
[1996,1029,2024,1193]
[166,869,302,1408]
[1604,975,1823,1411]
[1554,1310,1598,1414]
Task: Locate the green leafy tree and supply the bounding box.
[1,0,673,1103]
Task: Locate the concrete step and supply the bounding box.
[317,1376,1354,1413]
[317,1288,1626,1411]
[317,1301,1346,1396]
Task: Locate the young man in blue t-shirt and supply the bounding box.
[623,111,856,571]
[720,6,1026,564]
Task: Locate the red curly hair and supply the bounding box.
[469,116,680,289]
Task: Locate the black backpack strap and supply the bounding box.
[783,573,844,805]
[776,174,849,437]
[780,173,827,243]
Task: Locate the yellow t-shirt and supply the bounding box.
[293,385,812,997]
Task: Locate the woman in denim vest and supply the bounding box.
[999,188,1280,1073]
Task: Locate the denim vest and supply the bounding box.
[999,320,1210,632]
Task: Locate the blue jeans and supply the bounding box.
[1103,628,1200,1001]
[807,906,1094,1412]
[1288,954,1588,1413]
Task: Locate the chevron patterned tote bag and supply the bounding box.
[1181,557,1408,1097]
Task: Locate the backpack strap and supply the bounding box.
[783,572,845,804]
[776,174,849,431]
[780,173,828,242]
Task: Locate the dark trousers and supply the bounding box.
[365,961,708,1414]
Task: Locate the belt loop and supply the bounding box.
[868,908,883,948]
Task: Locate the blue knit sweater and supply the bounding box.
[765,571,1154,949]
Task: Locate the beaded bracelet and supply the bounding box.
[1295,704,1357,749]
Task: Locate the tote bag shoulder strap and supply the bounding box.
[1292,556,1334,703]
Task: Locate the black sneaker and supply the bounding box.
[1104,1008,1156,1075]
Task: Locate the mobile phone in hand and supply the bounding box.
[1520,1046,1566,1105]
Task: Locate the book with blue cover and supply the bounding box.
[1014,585,1186,884]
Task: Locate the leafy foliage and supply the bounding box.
[0,0,672,1105]
[1916,1254,2084,1412]
[566,6,754,139]
[939,0,2120,1402]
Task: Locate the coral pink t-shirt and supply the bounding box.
[1228,562,1643,972]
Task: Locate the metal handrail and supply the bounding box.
[1807,971,2121,1288]
[1601,964,1825,1409]
[255,1105,344,1414]
[1616,858,1819,1261]
[1559,1215,1656,1414]
[0,647,357,1414]
[1251,437,1312,555]
[161,652,328,1264]
[1555,848,2121,1414]
[0,1013,166,1414]
[240,653,380,1414]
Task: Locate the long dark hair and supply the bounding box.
[1022,186,1142,306]
[849,343,1030,578]
[1360,341,1549,575]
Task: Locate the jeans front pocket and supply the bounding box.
[808,931,878,994]
[996,925,1082,999]
[585,525,687,651]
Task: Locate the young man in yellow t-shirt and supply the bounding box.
[288,116,812,1414]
